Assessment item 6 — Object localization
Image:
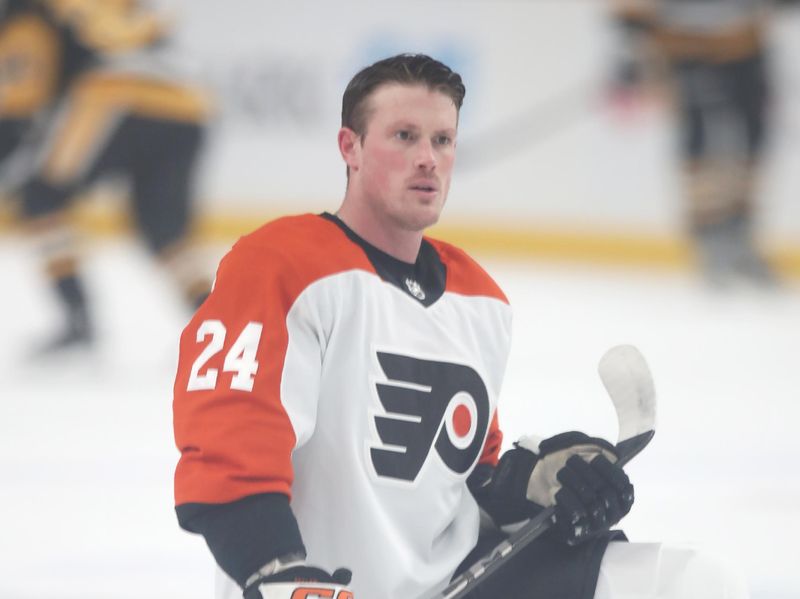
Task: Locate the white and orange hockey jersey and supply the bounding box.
[173,213,513,598]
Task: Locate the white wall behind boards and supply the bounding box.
[160,0,800,242]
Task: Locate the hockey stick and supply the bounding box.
[429,344,657,599]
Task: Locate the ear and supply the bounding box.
[338,127,360,172]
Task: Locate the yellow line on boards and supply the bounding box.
[1,199,799,277]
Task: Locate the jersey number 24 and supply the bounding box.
[187,320,263,392]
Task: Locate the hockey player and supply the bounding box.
[173,54,746,598]
[609,0,798,287]
[0,0,212,353]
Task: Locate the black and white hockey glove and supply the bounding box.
[243,554,354,599]
[489,431,634,545]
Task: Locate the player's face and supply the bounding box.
[345,83,458,232]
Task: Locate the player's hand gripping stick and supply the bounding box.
[430,344,657,599]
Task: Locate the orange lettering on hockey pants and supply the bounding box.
[290,588,335,599]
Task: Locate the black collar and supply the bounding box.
[321,212,446,307]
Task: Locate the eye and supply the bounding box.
[395,130,414,141]
[434,135,453,146]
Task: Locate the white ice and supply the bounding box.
[1,236,798,599]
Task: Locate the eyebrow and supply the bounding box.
[389,122,457,136]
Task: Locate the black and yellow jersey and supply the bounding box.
[44,0,167,54]
[1,0,209,186]
[1,0,184,119]
[0,0,94,119]
[611,0,775,63]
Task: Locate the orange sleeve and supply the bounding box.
[173,215,374,508]
[478,411,503,467]
[173,241,298,506]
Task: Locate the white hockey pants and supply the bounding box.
[594,542,750,599]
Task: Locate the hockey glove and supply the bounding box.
[491,431,634,545]
[243,554,354,599]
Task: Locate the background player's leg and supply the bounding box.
[675,59,769,288]
[19,77,130,354]
[128,116,211,310]
[674,61,732,286]
[679,54,778,289]
[21,180,92,353]
[720,54,776,287]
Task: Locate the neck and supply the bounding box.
[336,200,423,264]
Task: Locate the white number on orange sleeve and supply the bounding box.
[187,320,263,392]
[224,322,263,391]
[187,319,226,391]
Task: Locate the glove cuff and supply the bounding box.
[244,560,353,599]
[250,580,352,599]
[537,431,617,459]
[515,434,546,454]
[244,552,307,589]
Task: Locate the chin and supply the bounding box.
[391,196,446,231]
[407,209,442,232]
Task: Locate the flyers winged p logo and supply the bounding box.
[370,352,490,481]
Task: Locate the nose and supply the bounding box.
[414,138,436,171]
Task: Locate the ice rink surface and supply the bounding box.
[1,236,799,599]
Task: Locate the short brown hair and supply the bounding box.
[341,53,466,136]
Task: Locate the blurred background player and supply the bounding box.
[608,0,797,287]
[0,0,59,191]
[0,0,212,353]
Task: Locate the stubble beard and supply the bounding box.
[393,192,447,233]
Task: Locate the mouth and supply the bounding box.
[409,182,439,194]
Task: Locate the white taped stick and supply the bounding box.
[598,344,657,443]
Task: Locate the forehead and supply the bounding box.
[363,83,458,129]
